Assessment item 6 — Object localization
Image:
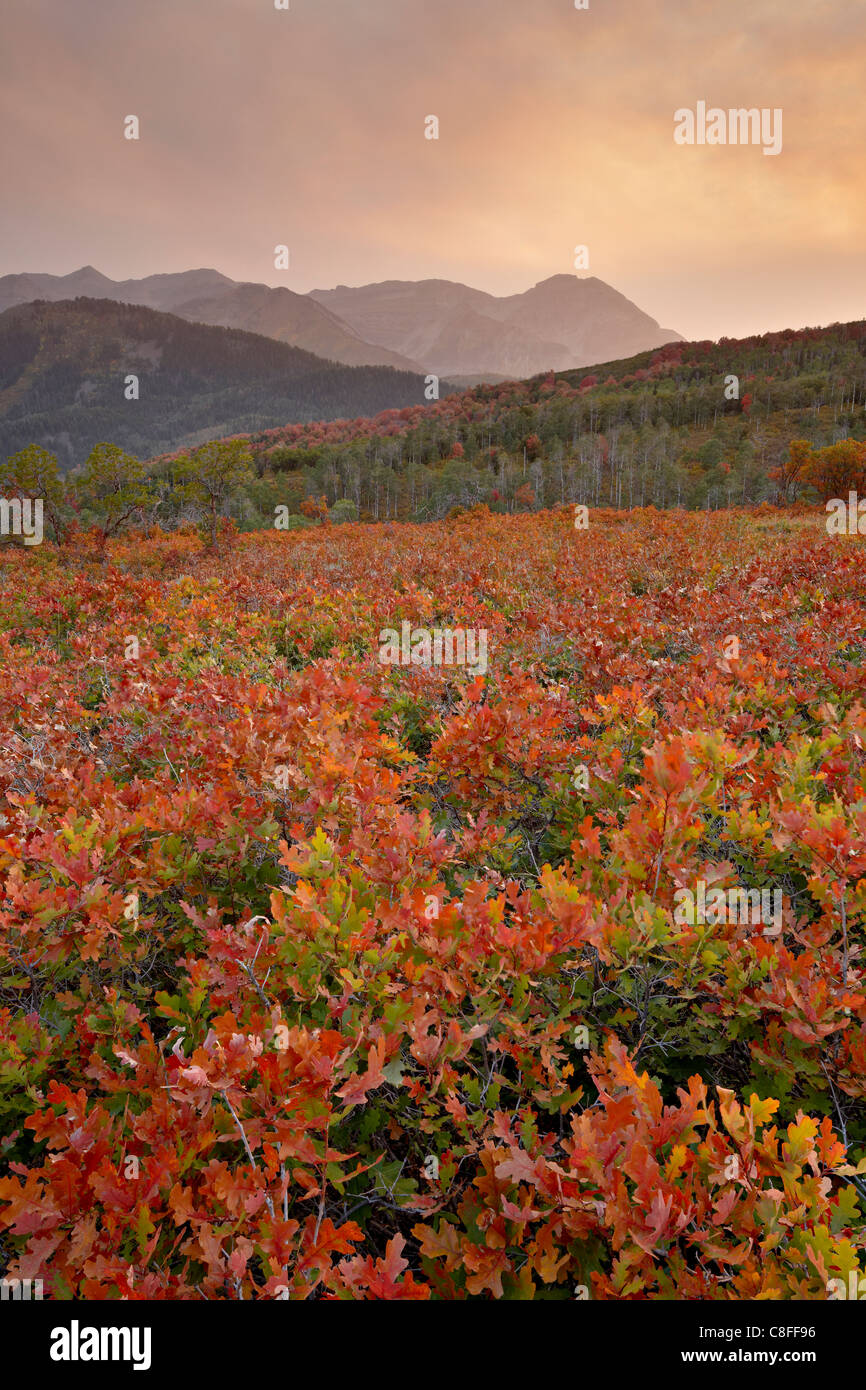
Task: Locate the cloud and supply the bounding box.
[0,0,863,338]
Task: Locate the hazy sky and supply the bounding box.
[1,0,863,340]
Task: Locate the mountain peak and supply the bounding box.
[70,265,113,281]
[530,273,601,292]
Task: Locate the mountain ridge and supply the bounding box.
[0,267,424,375]
[0,266,682,381]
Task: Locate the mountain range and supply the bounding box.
[0,266,681,382]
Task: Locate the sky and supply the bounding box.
[0,0,864,341]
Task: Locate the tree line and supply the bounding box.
[2,428,865,553]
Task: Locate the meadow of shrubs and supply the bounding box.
[0,500,864,1299]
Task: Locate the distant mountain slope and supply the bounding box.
[0,267,423,374]
[310,274,682,378]
[0,298,444,467]
[487,275,683,366]
[171,282,423,371]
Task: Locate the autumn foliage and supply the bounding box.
[774,438,866,503]
[0,505,865,1299]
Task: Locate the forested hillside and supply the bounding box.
[180,319,866,523]
[2,318,864,538]
[0,299,444,468]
